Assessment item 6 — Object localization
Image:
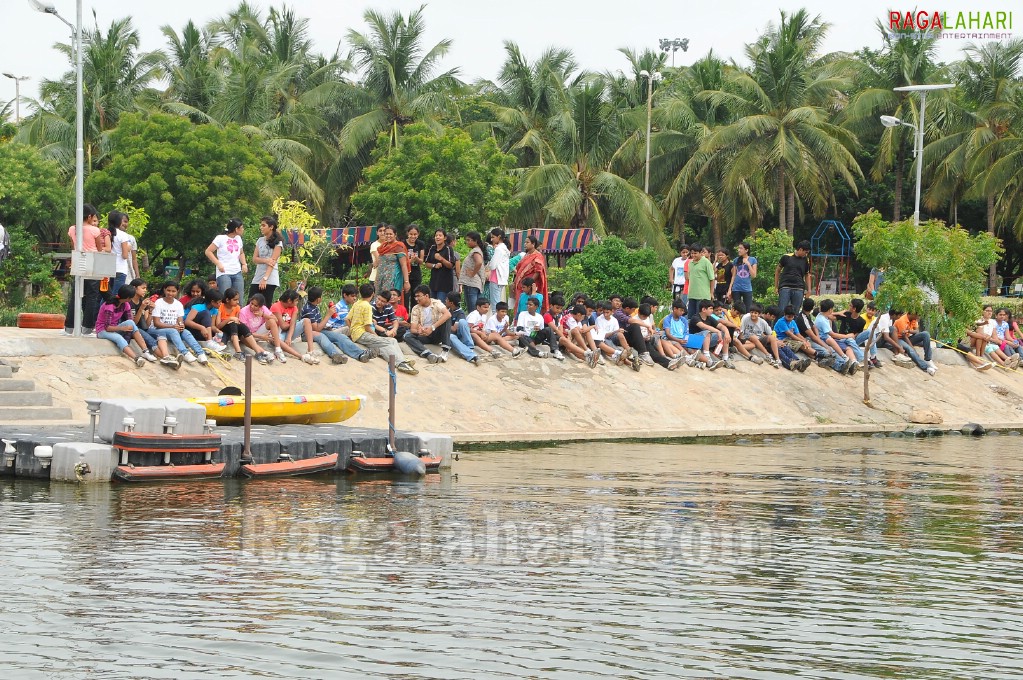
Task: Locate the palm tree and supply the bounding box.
[940,39,1023,291]
[19,16,164,176]
[843,23,942,221]
[513,78,671,254]
[696,10,861,235]
[161,21,219,113]
[338,5,460,163]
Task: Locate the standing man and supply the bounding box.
[62,203,102,336]
[686,244,715,322]
[669,244,689,306]
[774,239,812,316]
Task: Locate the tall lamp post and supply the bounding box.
[639,70,662,195]
[658,38,689,68]
[879,83,955,226]
[31,0,85,336]
[2,73,29,123]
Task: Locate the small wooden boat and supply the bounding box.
[348,450,442,474]
[240,453,339,478]
[190,394,364,425]
[114,462,226,482]
[113,431,222,454]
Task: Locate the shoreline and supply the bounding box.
[5,328,1023,448]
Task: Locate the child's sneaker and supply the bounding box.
[869,357,883,369]
[256,352,270,365]
[396,361,419,375]
[769,358,781,369]
[552,349,565,361]
[706,358,722,371]
[511,347,524,358]
[640,352,655,366]
[233,352,245,362]
[426,351,443,364]
[302,353,319,365]
[629,348,641,372]
[750,355,764,365]
[141,351,158,363]
[667,355,683,371]
[610,348,623,364]
[134,355,146,368]
[182,352,198,364]
[587,350,599,369]
[196,352,209,365]
[331,353,348,365]
[468,356,481,367]
[274,347,287,363]
[357,351,372,363]
[159,355,179,368]
[798,358,811,372]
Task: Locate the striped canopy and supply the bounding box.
[281,227,377,247]
[506,228,593,254]
[281,226,593,253]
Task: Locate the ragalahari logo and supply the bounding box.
[888,10,1013,39]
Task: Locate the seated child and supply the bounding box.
[738,303,781,368]
[561,303,600,368]
[217,287,272,362]
[96,284,151,367]
[481,302,523,357]
[127,279,173,366]
[376,292,407,341]
[515,277,544,315]
[184,288,227,354]
[302,286,375,364]
[772,305,813,372]
[239,293,289,364]
[151,280,209,365]
[592,301,630,366]
[270,289,309,363]
[515,296,557,358]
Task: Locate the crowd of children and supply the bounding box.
[91,220,1020,379]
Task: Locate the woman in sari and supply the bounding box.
[513,235,549,313]
[375,225,410,296]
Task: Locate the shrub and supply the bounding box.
[0,224,61,306]
[746,229,794,305]
[547,236,667,303]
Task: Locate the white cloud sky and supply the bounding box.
[2,0,1017,108]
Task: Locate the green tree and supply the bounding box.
[745,228,794,303]
[338,5,460,188]
[0,224,61,305]
[0,143,69,243]
[351,123,517,234]
[547,236,667,303]
[85,113,280,264]
[852,210,1000,342]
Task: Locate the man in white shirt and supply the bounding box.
[669,244,689,303]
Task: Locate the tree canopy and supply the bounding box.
[84,112,280,260]
[351,123,517,234]
[0,143,68,244]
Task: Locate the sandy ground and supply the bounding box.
[4,328,1023,443]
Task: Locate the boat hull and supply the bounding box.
[241,453,339,478]
[348,454,442,474]
[114,463,226,482]
[190,395,364,425]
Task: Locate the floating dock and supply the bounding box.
[0,423,452,482]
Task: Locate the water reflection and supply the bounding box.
[1,436,1022,678]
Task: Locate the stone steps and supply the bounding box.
[0,364,72,420]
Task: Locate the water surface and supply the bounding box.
[2,436,1021,678]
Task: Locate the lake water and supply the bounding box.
[2,435,1022,679]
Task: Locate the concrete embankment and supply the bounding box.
[3,328,1022,444]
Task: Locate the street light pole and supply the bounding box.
[2,74,29,123]
[640,70,662,195]
[31,0,85,336]
[880,83,955,226]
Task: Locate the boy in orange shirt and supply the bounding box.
[893,311,936,375]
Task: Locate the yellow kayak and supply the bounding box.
[190,394,364,425]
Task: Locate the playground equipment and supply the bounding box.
[810,220,853,295]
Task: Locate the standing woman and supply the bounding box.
[206,218,248,295]
[458,231,486,311]
[119,212,140,281]
[368,223,384,285]
[728,241,757,313]
[109,211,132,294]
[375,225,410,296]
[488,228,510,307]
[513,235,549,313]
[250,215,282,303]
[425,228,455,303]
[404,224,426,310]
